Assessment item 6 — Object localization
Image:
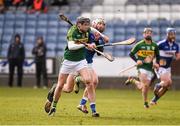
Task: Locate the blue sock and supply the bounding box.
[155,83,162,89]
[152,95,160,102]
[80,97,88,105]
[90,103,96,113]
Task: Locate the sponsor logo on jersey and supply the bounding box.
[74,38,88,43]
[137,50,155,57]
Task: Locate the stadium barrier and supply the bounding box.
[0,57,180,89]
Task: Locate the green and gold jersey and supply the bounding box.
[130,40,159,71]
[64,25,90,61]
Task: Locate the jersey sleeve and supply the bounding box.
[155,44,160,63]
[157,40,164,50]
[67,26,76,41]
[89,32,95,44]
[129,42,140,62]
[130,42,139,55]
[176,44,179,53]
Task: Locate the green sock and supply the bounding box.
[53,101,58,108]
[131,78,136,85]
[76,76,83,83]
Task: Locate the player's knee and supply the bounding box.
[93,82,98,89]
[64,89,73,93]
[85,83,94,89]
[167,79,172,87]
[163,79,172,87]
[93,80,98,88]
[83,76,91,84]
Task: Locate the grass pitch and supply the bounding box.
[0,87,180,125]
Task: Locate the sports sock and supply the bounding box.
[152,95,160,102]
[75,76,83,83]
[80,97,88,105]
[144,101,149,107]
[131,78,136,85]
[52,101,58,108]
[90,103,96,113]
[155,83,162,89]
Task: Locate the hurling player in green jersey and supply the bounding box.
[125,28,160,108]
[44,18,109,117]
[47,17,99,117]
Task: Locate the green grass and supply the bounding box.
[0,87,180,125]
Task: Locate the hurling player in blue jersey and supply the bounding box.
[75,18,107,114]
[150,28,180,105]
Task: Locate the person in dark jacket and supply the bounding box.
[7,34,25,87]
[32,36,47,88]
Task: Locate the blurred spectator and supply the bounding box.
[0,0,5,13]
[4,0,12,7]
[50,0,68,6]
[27,0,47,13]
[32,37,48,89]
[7,34,25,87]
[12,0,26,6]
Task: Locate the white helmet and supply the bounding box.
[92,18,105,27]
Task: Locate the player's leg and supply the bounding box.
[48,73,68,116]
[44,83,57,113]
[77,87,89,114]
[45,74,75,113]
[91,68,99,89]
[88,68,99,117]
[47,59,76,116]
[78,68,99,117]
[124,77,143,90]
[138,69,152,108]
[62,74,76,93]
[77,68,98,114]
[151,70,171,105]
[74,74,83,94]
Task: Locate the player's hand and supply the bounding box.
[75,41,81,44]
[153,63,159,70]
[136,60,143,66]
[86,43,95,51]
[175,53,180,60]
[103,35,109,43]
[94,32,101,41]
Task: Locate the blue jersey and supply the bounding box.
[85,33,105,64]
[158,39,179,68]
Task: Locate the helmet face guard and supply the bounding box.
[77,17,90,24]
[143,27,153,33]
[166,28,176,34]
[166,28,176,42]
[92,18,106,32]
[92,18,105,26]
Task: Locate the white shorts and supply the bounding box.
[138,68,154,80]
[87,63,93,70]
[60,59,88,74]
[158,67,171,76]
[69,63,93,76]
